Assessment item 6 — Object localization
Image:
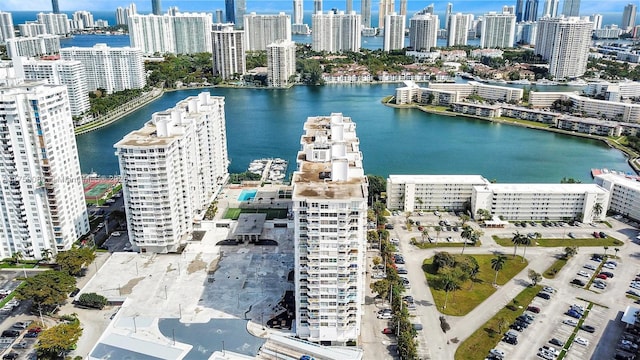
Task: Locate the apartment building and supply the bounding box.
[595,174,640,222]
[243,12,291,51]
[386,175,490,212]
[6,35,60,59]
[212,27,246,80]
[128,12,213,54]
[266,39,296,88]
[383,13,405,52]
[60,44,145,94]
[408,13,439,52]
[0,12,15,42]
[18,22,47,38]
[472,183,609,222]
[0,78,89,260]
[447,13,469,47]
[114,92,229,253]
[312,11,361,53]
[292,113,368,345]
[36,12,70,36]
[480,12,516,49]
[535,16,592,79]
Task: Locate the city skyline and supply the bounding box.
[1,0,634,16]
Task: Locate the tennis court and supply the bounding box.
[83,179,119,201]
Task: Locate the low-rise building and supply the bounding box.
[556,116,622,136]
[6,35,60,58]
[594,174,640,222]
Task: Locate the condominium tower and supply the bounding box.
[212,27,246,80]
[445,3,453,30]
[225,0,235,23]
[293,0,304,24]
[115,92,229,253]
[409,13,438,52]
[516,0,524,22]
[128,13,213,54]
[314,0,323,14]
[361,0,372,28]
[152,0,162,15]
[523,0,539,22]
[312,11,361,53]
[60,44,145,94]
[543,0,560,17]
[383,13,405,52]
[622,3,637,31]
[562,0,580,17]
[535,16,592,79]
[0,77,89,260]
[378,0,395,29]
[51,0,60,13]
[481,12,516,49]
[21,58,90,117]
[6,35,61,59]
[267,39,296,87]
[292,113,368,345]
[18,22,46,38]
[243,13,291,51]
[0,12,15,42]
[37,13,70,36]
[447,13,469,47]
[399,0,407,16]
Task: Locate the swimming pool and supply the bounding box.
[238,189,257,201]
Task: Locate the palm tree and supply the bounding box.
[520,236,531,262]
[511,232,526,258]
[442,275,460,309]
[461,225,473,255]
[460,214,470,226]
[468,263,480,290]
[434,226,442,244]
[11,251,23,266]
[592,203,603,222]
[528,269,542,286]
[42,249,53,263]
[491,254,507,285]
[614,248,620,258]
[422,229,429,244]
[564,246,578,258]
[603,246,609,257]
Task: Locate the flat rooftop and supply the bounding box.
[596,173,640,190]
[389,174,490,185]
[476,183,608,194]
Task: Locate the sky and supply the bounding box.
[0,0,635,15]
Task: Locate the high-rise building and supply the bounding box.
[115,92,229,254]
[225,0,236,23]
[128,13,213,54]
[243,12,291,51]
[37,13,70,36]
[21,58,90,117]
[212,26,246,80]
[152,0,162,15]
[515,21,538,45]
[0,76,89,259]
[622,3,637,31]
[236,0,246,27]
[447,13,469,46]
[378,0,395,29]
[562,0,580,17]
[18,22,46,37]
[6,35,60,58]
[347,0,353,13]
[51,0,60,13]
[409,13,438,52]
[312,11,361,52]
[590,14,603,29]
[292,113,368,345]
[399,0,407,17]
[314,0,323,14]
[0,12,15,42]
[445,3,453,30]
[503,6,515,15]
[72,11,94,30]
[516,0,525,22]
[384,13,405,51]
[543,0,560,17]
[524,0,539,22]
[267,39,296,87]
[116,7,127,25]
[535,16,592,79]
[215,9,224,23]
[421,4,435,14]
[60,44,145,93]
[293,0,304,24]
[361,0,372,28]
[481,11,516,48]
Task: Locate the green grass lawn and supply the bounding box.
[493,235,623,247]
[412,238,482,249]
[423,254,528,316]
[455,285,542,360]
[543,257,568,279]
[223,208,288,220]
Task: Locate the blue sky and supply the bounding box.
[1,0,635,15]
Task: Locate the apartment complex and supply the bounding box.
[409,13,439,52]
[386,175,490,212]
[395,81,524,105]
[447,13,469,47]
[472,183,609,222]
[292,113,368,345]
[535,16,592,79]
[36,12,70,36]
[116,4,138,26]
[595,174,640,222]
[60,44,145,94]
[21,58,90,117]
[18,22,47,38]
[383,13,405,52]
[243,12,291,51]
[378,0,395,29]
[312,11,361,53]
[622,3,637,31]
[115,92,229,253]
[266,39,296,88]
[0,78,89,260]
[562,0,581,17]
[6,35,60,59]
[0,12,15,43]
[212,27,246,80]
[128,13,213,55]
[481,12,516,49]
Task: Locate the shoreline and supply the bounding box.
[384,101,640,175]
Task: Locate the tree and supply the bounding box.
[370,279,391,301]
[42,249,53,263]
[560,177,582,184]
[434,226,442,244]
[77,293,108,309]
[460,214,470,226]
[441,274,460,309]
[56,247,96,276]
[511,232,526,258]
[520,236,532,263]
[460,225,473,254]
[367,175,386,205]
[491,254,507,285]
[422,228,429,244]
[603,246,609,257]
[36,321,82,358]
[592,203,603,221]
[15,271,76,313]
[433,252,456,272]
[528,269,542,286]
[439,316,451,333]
[11,251,23,265]
[564,246,578,258]
[614,248,620,258]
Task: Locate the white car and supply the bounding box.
[630,282,640,290]
[539,345,560,357]
[577,270,591,278]
[574,337,589,346]
[489,349,506,358]
[603,263,616,269]
[377,313,393,320]
[562,319,578,326]
[543,286,556,293]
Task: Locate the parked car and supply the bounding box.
[603,263,617,270]
[571,279,586,286]
[1,330,19,338]
[377,313,393,320]
[502,336,518,345]
[537,292,551,300]
[489,349,505,358]
[70,288,80,297]
[539,345,560,357]
[594,282,607,290]
[527,306,541,313]
[601,271,614,278]
[562,319,578,326]
[23,332,38,338]
[574,336,589,346]
[542,286,556,293]
[581,325,596,333]
[2,353,18,360]
[584,264,597,270]
[566,310,582,319]
[593,232,600,238]
[12,322,28,329]
[599,232,607,238]
[549,338,564,347]
[596,274,608,280]
[13,342,28,349]
[567,232,575,238]
[382,328,394,334]
[631,282,640,290]
[396,268,408,274]
[510,323,525,332]
[577,270,591,278]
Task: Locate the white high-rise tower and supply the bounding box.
[409,13,438,52]
[0,12,15,42]
[535,16,592,79]
[378,0,395,29]
[243,12,291,51]
[293,0,304,24]
[481,12,516,49]
[312,11,361,52]
[543,0,560,17]
[267,39,296,87]
[384,13,405,51]
[447,13,469,46]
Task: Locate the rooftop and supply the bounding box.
[388,174,490,185]
[476,183,608,194]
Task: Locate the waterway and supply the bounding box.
[75,84,633,183]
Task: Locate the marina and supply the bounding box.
[248,158,289,183]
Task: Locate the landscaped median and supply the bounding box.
[492,235,623,247]
[411,238,482,249]
[423,253,527,316]
[455,285,542,360]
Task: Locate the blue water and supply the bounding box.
[238,189,258,201]
[75,84,634,184]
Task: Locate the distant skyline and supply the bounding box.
[0,0,635,16]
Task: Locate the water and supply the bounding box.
[75,84,633,183]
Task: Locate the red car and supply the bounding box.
[382,328,394,334]
[527,306,540,313]
[596,274,608,280]
[593,232,600,238]
[27,327,41,334]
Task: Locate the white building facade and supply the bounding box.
[243,12,292,51]
[447,13,469,47]
[6,36,60,59]
[383,13,405,52]
[594,174,640,222]
[128,13,213,55]
[0,79,89,259]
[267,39,296,87]
[480,12,516,49]
[312,11,361,53]
[0,12,15,43]
[36,13,70,36]
[115,92,229,253]
[18,22,47,38]
[292,113,368,345]
[409,13,439,52]
[60,44,146,94]
[535,16,592,79]
[212,27,246,80]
